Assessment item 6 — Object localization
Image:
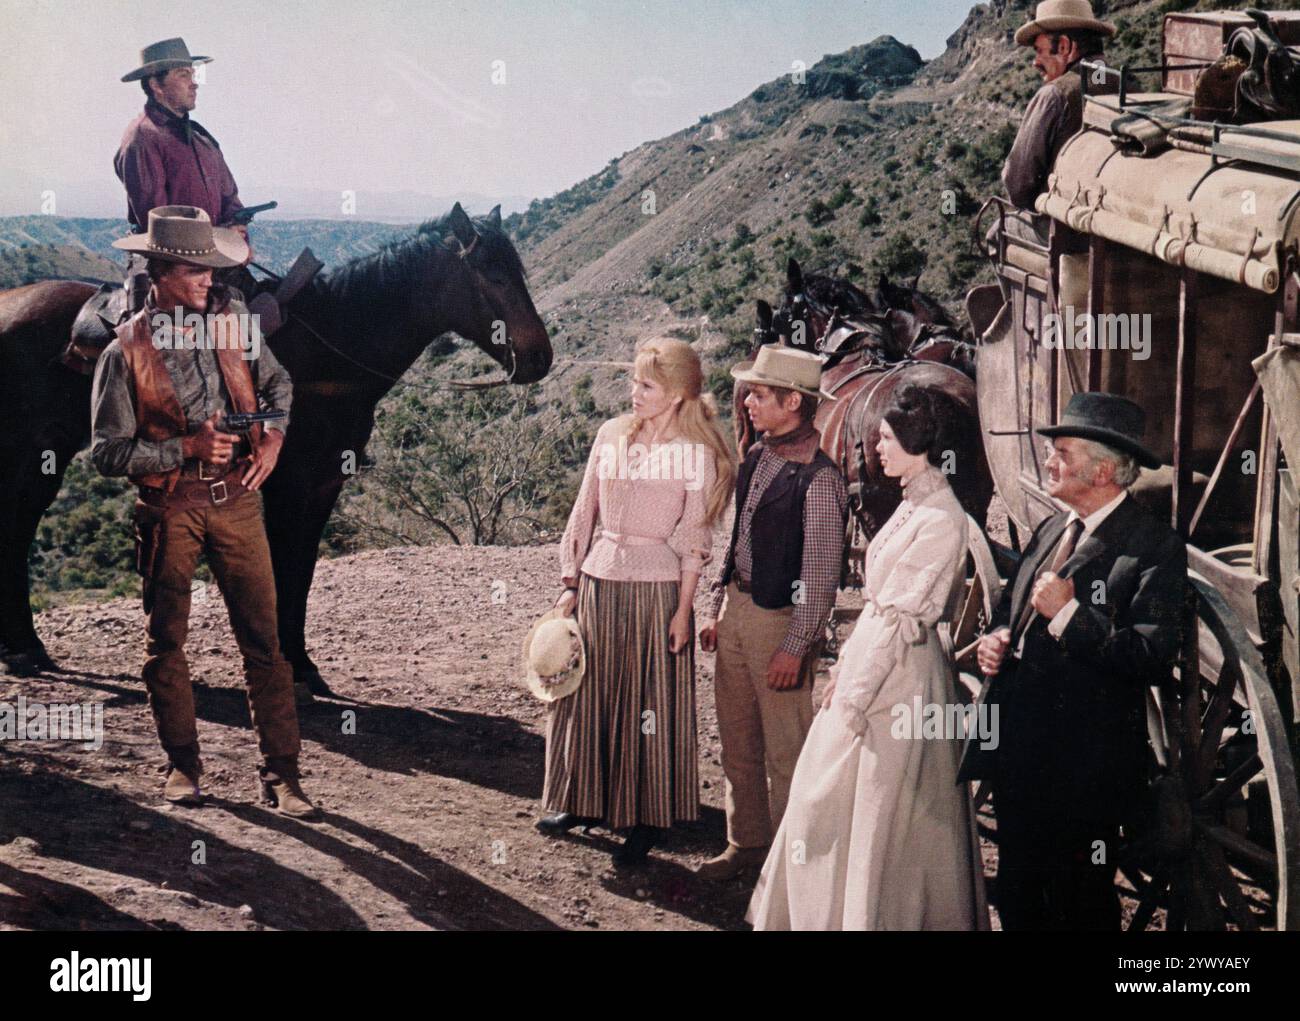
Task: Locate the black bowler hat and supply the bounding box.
[1036,392,1161,469]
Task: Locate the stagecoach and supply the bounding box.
[968,12,1300,929]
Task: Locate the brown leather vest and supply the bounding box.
[116,308,263,491]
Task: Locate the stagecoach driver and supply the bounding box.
[89,206,318,818]
[998,0,1116,249]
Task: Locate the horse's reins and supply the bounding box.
[287,308,516,393]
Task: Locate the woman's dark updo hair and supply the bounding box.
[882,383,958,467]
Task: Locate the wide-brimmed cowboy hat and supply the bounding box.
[1015,0,1117,47]
[121,37,212,82]
[1036,391,1161,469]
[112,206,247,268]
[522,609,585,703]
[731,344,836,401]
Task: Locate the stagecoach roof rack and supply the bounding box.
[1079,59,1300,177]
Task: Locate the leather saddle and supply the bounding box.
[1228,9,1300,121]
[64,282,133,374]
[61,246,323,375]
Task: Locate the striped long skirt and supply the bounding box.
[543,574,699,829]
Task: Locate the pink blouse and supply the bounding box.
[561,417,718,585]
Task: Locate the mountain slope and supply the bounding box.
[506,0,1218,380]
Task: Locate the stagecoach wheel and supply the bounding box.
[1123,577,1300,930]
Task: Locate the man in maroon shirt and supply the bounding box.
[116,39,253,309]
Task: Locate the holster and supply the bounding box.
[133,497,168,615]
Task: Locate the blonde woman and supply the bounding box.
[540,339,736,866]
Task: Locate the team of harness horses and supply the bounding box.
[737,258,991,582]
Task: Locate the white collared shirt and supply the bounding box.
[1045,490,1130,638]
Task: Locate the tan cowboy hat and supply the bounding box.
[112,206,248,268]
[522,609,586,703]
[121,37,212,82]
[731,343,836,401]
[1015,0,1117,47]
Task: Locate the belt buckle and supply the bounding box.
[209,480,229,505]
[198,460,219,480]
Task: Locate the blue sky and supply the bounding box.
[0,0,980,217]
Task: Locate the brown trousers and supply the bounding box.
[138,488,300,775]
[713,582,816,850]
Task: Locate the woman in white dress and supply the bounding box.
[747,384,986,930]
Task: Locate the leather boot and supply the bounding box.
[694,844,768,881]
[260,773,321,820]
[163,766,203,806]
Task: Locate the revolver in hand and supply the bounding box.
[198,410,287,479]
[218,409,287,434]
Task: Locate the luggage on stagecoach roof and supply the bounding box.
[1162,9,1300,95]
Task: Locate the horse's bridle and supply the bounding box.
[271,232,520,394]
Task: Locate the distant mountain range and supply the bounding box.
[0,182,531,224]
[0,243,121,290]
[0,216,419,279]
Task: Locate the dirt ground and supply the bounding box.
[0,533,1018,932]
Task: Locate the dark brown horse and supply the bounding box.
[736,260,990,553]
[0,204,551,689]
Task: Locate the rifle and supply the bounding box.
[228,201,278,226]
[219,409,287,433]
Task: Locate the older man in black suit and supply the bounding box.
[961,392,1187,930]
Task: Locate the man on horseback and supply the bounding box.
[116,38,254,312]
[88,206,318,819]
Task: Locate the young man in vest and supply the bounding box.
[89,206,317,818]
[696,347,848,881]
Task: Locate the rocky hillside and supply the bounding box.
[508,0,1232,382]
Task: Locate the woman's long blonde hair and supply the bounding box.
[614,337,736,525]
